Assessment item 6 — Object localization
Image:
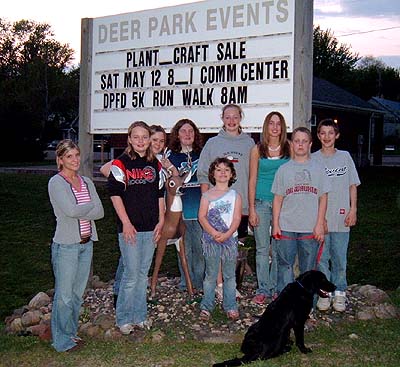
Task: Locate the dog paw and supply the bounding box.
[298,346,312,354]
[300,347,312,354]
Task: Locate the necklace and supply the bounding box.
[268,145,281,152]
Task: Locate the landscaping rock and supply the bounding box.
[45,289,55,298]
[27,320,51,340]
[84,325,103,338]
[12,306,29,317]
[374,303,398,319]
[355,285,390,304]
[357,284,376,296]
[28,292,51,309]
[93,314,114,330]
[9,318,24,333]
[41,312,51,322]
[21,310,42,327]
[4,275,399,343]
[104,328,123,341]
[128,330,146,343]
[356,308,375,320]
[365,289,390,304]
[151,330,166,342]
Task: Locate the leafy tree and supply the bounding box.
[352,56,400,101]
[313,25,359,86]
[0,19,77,161]
[313,26,400,102]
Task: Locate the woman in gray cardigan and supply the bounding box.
[48,140,104,352]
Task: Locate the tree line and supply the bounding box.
[313,26,400,102]
[0,19,78,161]
[0,20,399,162]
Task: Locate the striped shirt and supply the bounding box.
[71,176,92,238]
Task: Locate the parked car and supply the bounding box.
[384,145,395,152]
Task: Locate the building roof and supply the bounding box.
[369,97,400,122]
[312,77,381,114]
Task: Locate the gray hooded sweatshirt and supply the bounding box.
[198,129,255,215]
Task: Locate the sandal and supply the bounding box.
[226,310,239,321]
[199,309,211,321]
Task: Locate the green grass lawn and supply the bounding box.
[0,173,181,320]
[1,319,399,366]
[346,167,400,289]
[0,167,399,366]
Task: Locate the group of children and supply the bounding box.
[200,118,359,320]
[48,109,360,350]
[105,115,360,334]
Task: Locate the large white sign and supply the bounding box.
[90,0,295,133]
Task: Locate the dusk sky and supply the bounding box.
[2,0,400,68]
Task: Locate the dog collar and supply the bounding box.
[296,280,313,295]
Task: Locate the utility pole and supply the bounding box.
[292,0,314,129]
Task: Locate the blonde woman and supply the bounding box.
[48,139,104,352]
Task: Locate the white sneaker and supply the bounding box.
[332,291,346,312]
[119,323,134,335]
[316,294,331,311]
[135,319,152,330]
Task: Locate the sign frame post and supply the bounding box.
[79,18,94,178]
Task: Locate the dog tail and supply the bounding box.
[213,357,244,366]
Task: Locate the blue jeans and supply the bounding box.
[318,232,350,291]
[275,231,320,293]
[51,242,93,352]
[201,244,237,312]
[116,232,155,326]
[179,220,205,290]
[253,199,277,297]
[113,256,123,295]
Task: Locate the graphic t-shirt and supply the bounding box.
[312,149,361,232]
[108,153,164,233]
[271,159,331,233]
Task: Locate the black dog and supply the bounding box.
[213,270,336,366]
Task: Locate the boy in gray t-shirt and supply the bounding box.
[312,119,360,312]
[272,127,330,293]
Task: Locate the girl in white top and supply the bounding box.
[198,157,242,321]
